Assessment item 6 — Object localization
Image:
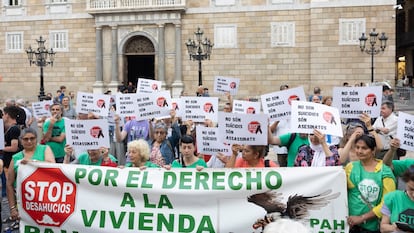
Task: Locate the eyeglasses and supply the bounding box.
[154,131,166,135]
[22,137,36,142]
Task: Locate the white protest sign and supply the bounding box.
[116,91,172,120]
[332,86,382,118]
[196,126,232,155]
[232,100,261,114]
[213,76,240,95]
[218,112,268,145]
[136,78,162,94]
[31,100,53,118]
[181,97,218,123]
[0,120,4,150]
[171,98,183,117]
[261,86,307,121]
[76,92,111,117]
[397,112,414,152]
[291,101,343,137]
[64,119,110,151]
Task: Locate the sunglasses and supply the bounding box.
[22,137,36,142]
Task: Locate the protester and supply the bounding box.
[125,139,159,168]
[383,138,414,178]
[2,106,22,170]
[345,134,396,233]
[268,130,309,167]
[294,129,340,167]
[16,99,33,128]
[63,145,117,167]
[171,135,207,169]
[380,165,414,233]
[62,96,77,119]
[6,128,55,231]
[372,101,398,159]
[42,103,66,163]
[226,144,278,168]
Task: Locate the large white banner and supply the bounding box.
[232,100,261,114]
[291,101,343,137]
[136,78,162,94]
[218,112,268,145]
[332,86,382,119]
[32,100,53,118]
[196,126,231,155]
[76,92,111,117]
[115,91,172,120]
[64,119,110,150]
[17,163,348,233]
[213,76,240,95]
[261,86,307,121]
[181,97,218,123]
[397,111,414,151]
[0,119,4,150]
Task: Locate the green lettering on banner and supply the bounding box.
[100,210,106,227]
[159,195,173,208]
[139,212,154,231]
[128,212,135,230]
[126,170,140,187]
[265,171,282,189]
[89,169,103,186]
[82,209,97,227]
[228,171,243,190]
[75,168,87,183]
[24,226,80,233]
[157,214,174,231]
[212,172,225,190]
[105,169,118,186]
[141,171,153,188]
[109,211,126,229]
[120,192,136,207]
[179,172,192,190]
[310,218,346,231]
[198,216,216,233]
[162,172,176,189]
[195,172,209,190]
[246,172,262,190]
[143,193,156,208]
[179,214,195,232]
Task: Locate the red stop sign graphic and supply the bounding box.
[365,94,377,106]
[157,97,166,107]
[90,126,102,138]
[246,107,256,114]
[248,121,261,134]
[323,112,334,123]
[204,103,214,113]
[152,84,159,90]
[21,168,76,227]
[288,95,299,105]
[96,99,105,108]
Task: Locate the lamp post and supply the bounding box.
[185,27,213,86]
[358,28,388,83]
[26,36,56,101]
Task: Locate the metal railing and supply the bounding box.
[394,87,414,111]
[86,0,185,10]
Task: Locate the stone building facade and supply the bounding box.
[0,0,395,102]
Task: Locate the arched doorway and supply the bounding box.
[124,36,155,85]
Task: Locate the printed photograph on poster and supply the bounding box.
[136,78,162,94]
[232,100,261,114]
[181,97,218,123]
[213,76,240,95]
[76,92,111,117]
[65,119,110,151]
[261,86,306,121]
[32,100,53,118]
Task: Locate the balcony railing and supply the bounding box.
[86,0,185,12]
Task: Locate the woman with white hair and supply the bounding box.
[125,139,159,168]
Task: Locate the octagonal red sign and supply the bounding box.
[21,168,77,227]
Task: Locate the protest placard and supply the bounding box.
[213,76,240,95]
[116,91,172,120]
[397,111,414,151]
[0,120,4,150]
[332,86,382,118]
[181,97,218,123]
[76,92,111,117]
[137,78,162,94]
[218,112,268,145]
[261,86,306,121]
[65,119,110,151]
[31,100,53,118]
[232,100,261,114]
[196,126,231,154]
[18,163,348,233]
[291,101,343,137]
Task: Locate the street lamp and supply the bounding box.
[185,27,214,86]
[26,36,56,101]
[358,28,388,83]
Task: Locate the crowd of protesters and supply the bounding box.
[1,81,414,233]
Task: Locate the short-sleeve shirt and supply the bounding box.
[279,133,309,167]
[234,158,278,168]
[171,158,207,168]
[4,125,21,168]
[76,153,118,166]
[43,118,66,158]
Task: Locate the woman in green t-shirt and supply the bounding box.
[171,135,207,170]
[125,139,159,169]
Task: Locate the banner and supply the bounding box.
[181,97,218,123]
[213,76,240,95]
[0,119,4,150]
[137,78,162,94]
[196,126,231,154]
[232,100,261,114]
[291,101,343,137]
[17,163,348,233]
[332,86,382,118]
[218,112,268,145]
[397,111,414,151]
[64,119,110,150]
[32,100,53,118]
[76,92,111,117]
[261,86,307,121]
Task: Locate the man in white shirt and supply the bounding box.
[372,101,398,159]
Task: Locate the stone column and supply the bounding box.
[108,25,119,92]
[93,26,104,93]
[171,23,184,98]
[158,24,166,88]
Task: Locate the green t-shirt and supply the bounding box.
[279,133,309,167]
[125,161,159,168]
[76,153,118,166]
[392,159,414,177]
[384,190,414,225]
[171,158,207,168]
[43,118,66,158]
[13,144,48,186]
